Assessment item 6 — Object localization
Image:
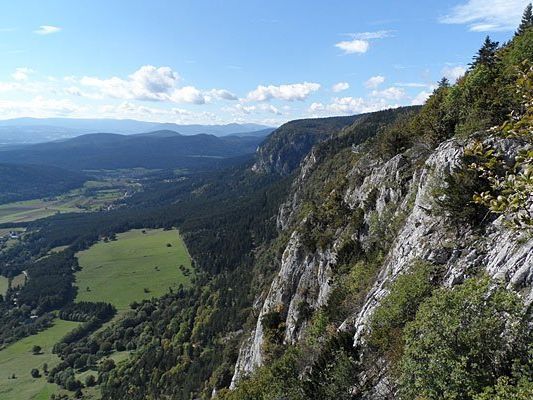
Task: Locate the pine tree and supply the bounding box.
[470,36,499,68]
[437,77,450,88]
[516,3,533,36]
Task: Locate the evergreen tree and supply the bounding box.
[437,77,450,88]
[516,3,533,36]
[471,36,499,68]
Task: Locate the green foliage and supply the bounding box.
[303,332,359,400]
[474,376,533,400]
[400,277,529,400]
[217,347,305,400]
[368,261,436,365]
[515,3,533,36]
[467,61,533,230]
[432,166,490,225]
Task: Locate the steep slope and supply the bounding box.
[252,114,364,175]
[225,29,533,399]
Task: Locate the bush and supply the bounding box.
[368,261,436,365]
[400,277,529,400]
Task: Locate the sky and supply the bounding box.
[0,0,530,126]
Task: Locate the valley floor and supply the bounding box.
[0,228,193,399]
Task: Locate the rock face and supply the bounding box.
[231,134,533,392]
[251,115,362,175]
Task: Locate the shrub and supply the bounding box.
[368,261,436,366]
[400,277,529,400]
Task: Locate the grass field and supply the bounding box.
[0,276,8,296]
[75,228,192,311]
[0,179,135,224]
[11,273,26,289]
[0,198,81,224]
[0,319,81,400]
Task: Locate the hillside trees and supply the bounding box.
[399,277,530,400]
[516,3,533,36]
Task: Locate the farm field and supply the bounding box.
[75,228,192,311]
[0,178,136,224]
[11,272,26,289]
[0,198,81,224]
[0,319,81,400]
[0,275,8,296]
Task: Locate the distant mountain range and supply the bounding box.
[0,130,266,171]
[0,118,274,145]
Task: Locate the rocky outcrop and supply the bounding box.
[252,115,362,175]
[231,134,533,391]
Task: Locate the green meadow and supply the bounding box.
[0,276,8,296]
[0,198,81,224]
[0,320,81,400]
[75,228,192,311]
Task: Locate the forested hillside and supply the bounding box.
[0,131,264,171]
[0,163,87,204]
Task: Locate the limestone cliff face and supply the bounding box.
[231,134,532,392]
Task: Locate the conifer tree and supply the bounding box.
[516,3,533,36]
[471,36,499,68]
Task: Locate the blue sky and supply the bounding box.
[0,0,529,125]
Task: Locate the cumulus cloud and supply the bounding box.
[76,66,237,105]
[332,82,350,92]
[170,86,206,104]
[12,67,34,81]
[309,96,399,116]
[0,96,82,118]
[335,30,391,55]
[205,89,238,101]
[34,25,61,35]
[80,65,180,101]
[246,82,320,102]
[365,75,385,88]
[335,39,369,54]
[411,90,432,105]
[442,65,467,82]
[232,103,283,115]
[370,86,405,100]
[440,0,530,31]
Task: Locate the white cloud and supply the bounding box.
[440,0,530,31]
[34,25,61,35]
[335,30,392,55]
[370,86,405,100]
[0,96,82,118]
[411,90,432,105]
[246,82,320,102]
[365,75,385,88]
[351,30,392,40]
[395,82,430,88]
[78,66,237,105]
[81,65,180,101]
[332,82,350,92]
[205,88,238,101]
[335,39,369,54]
[442,65,466,82]
[12,67,34,81]
[309,96,399,116]
[232,103,283,115]
[170,86,206,104]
